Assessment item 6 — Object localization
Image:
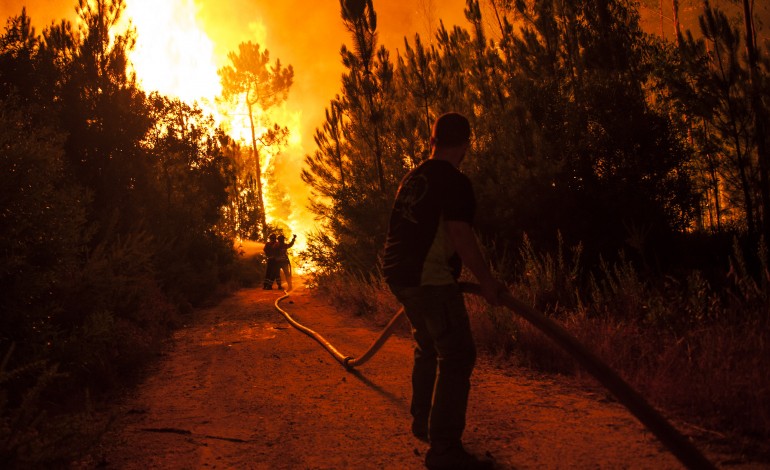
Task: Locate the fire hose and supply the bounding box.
[274,283,715,470]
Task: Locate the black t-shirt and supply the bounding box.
[383,159,475,287]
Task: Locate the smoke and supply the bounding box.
[197,1,468,142]
[237,239,265,258]
[0,0,75,26]
[1,0,470,240]
[193,0,469,240]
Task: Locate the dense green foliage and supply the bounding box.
[302,0,770,445]
[315,233,770,442]
[303,0,769,278]
[2,0,769,463]
[0,1,244,464]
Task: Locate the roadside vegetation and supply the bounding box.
[307,234,770,455]
[3,0,770,466]
[299,0,770,457]
[0,1,269,466]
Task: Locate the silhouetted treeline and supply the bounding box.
[0,2,246,464]
[304,0,770,280]
[303,0,770,445]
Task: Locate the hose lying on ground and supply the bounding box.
[273,284,715,470]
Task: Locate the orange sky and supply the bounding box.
[3,5,765,138]
[5,1,765,148]
[0,1,471,241]
[1,1,469,147]
[4,0,766,241]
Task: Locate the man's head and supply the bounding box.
[277,234,285,242]
[431,112,470,166]
[268,234,277,242]
[432,112,471,149]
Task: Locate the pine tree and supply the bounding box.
[674,5,758,233]
[218,41,294,239]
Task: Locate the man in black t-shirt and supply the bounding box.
[383,113,507,470]
[383,158,473,287]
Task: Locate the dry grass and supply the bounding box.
[312,271,402,326]
[311,238,770,448]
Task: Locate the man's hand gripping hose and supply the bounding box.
[274,284,715,470]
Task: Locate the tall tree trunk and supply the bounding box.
[710,163,722,231]
[742,0,770,241]
[672,0,682,42]
[660,0,665,38]
[367,87,385,192]
[489,0,507,38]
[330,101,346,190]
[734,141,757,235]
[248,104,268,240]
[704,119,723,231]
[353,19,385,193]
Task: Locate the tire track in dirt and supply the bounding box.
[82,279,745,469]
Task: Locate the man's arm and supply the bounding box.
[446,220,506,305]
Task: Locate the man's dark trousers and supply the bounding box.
[392,283,477,451]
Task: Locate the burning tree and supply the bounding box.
[218,41,294,240]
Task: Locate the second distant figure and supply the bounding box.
[263,233,279,289]
[275,234,297,291]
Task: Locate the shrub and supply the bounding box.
[312,270,401,325]
[517,233,584,315]
[0,346,108,467]
[311,234,770,444]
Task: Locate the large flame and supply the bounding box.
[123,0,311,257]
[125,0,220,104]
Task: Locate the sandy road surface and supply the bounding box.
[81,280,749,469]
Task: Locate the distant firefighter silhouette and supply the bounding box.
[274,233,297,291]
[262,234,280,289]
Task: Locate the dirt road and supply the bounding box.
[84,280,743,469]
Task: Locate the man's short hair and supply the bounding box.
[432,112,471,148]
